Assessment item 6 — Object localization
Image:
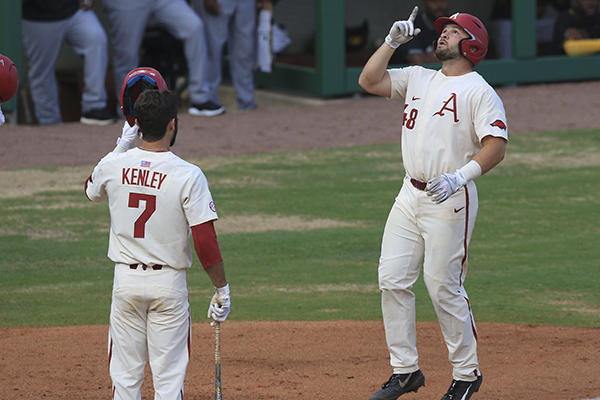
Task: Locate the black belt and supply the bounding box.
[130,264,163,271]
[410,178,427,191]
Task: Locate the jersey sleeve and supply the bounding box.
[388,65,424,101]
[182,167,219,227]
[85,158,109,202]
[472,87,509,143]
[388,67,411,100]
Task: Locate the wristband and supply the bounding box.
[112,143,128,153]
[215,283,229,295]
[457,160,482,183]
[385,35,401,49]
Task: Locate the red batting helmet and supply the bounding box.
[434,13,488,66]
[120,67,168,126]
[0,53,19,103]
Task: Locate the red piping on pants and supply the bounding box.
[459,186,470,285]
[459,186,478,341]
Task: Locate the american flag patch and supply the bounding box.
[141,160,151,168]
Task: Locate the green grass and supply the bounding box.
[1,128,599,328]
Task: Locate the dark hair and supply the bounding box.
[133,89,178,142]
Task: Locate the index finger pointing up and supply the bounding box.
[408,6,419,23]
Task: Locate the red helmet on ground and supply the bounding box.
[434,13,488,66]
[0,53,19,103]
[120,67,168,126]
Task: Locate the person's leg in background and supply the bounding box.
[228,0,258,111]
[102,0,152,115]
[21,18,68,125]
[67,9,115,125]
[156,0,219,116]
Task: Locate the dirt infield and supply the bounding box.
[1,322,599,400]
[1,80,600,399]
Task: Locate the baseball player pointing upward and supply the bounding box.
[359,6,507,400]
[85,84,230,399]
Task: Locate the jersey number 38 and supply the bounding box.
[403,105,418,130]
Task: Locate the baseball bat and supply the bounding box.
[214,322,222,400]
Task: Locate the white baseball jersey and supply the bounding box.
[86,147,218,269]
[389,66,508,181]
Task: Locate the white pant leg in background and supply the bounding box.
[194,0,230,106]
[103,0,211,105]
[194,0,257,109]
[23,9,110,124]
[101,0,152,104]
[227,0,257,110]
[22,18,69,124]
[109,264,190,400]
[64,9,109,113]
[379,177,481,380]
[153,0,210,105]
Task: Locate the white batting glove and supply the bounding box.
[426,171,467,204]
[0,104,5,127]
[208,284,230,323]
[113,120,139,153]
[426,161,483,204]
[385,6,422,49]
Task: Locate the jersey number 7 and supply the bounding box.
[128,192,156,238]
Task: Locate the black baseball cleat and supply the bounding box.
[80,107,116,126]
[369,370,425,400]
[188,101,226,117]
[440,375,482,400]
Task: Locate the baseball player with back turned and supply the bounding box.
[359,6,508,400]
[85,69,230,399]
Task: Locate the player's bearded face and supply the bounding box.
[434,37,462,61]
[435,23,470,62]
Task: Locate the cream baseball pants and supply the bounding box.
[109,263,190,400]
[378,176,481,381]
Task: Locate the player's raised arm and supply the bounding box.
[358,44,395,98]
[83,120,139,201]
[358,6,421,98]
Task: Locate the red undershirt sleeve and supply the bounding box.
[191,220,223,270]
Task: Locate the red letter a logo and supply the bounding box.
[433,93,459,123]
